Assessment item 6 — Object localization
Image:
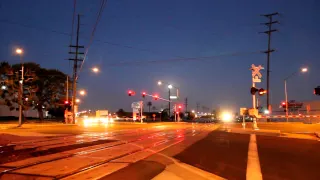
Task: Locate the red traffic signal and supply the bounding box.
[314,86,320,95]
[142,92,146,98]
[178,105,182,109]
[153,94,159,100]
[281,102,286,108]
[64,100,69,104]
[250,87,258,95]
[251,87,266,96]
[258,88,267,96]
[128,90,135,96]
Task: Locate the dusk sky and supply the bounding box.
[0,0,319,112]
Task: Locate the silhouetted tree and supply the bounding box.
[147,101,152,112]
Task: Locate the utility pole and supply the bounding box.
[68,14,84,124]
[168,89,171,119]
[196,102,200,113]
[261,12,279,110]
[184,98,188,113]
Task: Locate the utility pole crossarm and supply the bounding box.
[260,12,279,109]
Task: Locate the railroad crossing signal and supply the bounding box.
[314,86,320,95]
[250,87,267,96]
[142,92,146,98]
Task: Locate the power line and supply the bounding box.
[78,0,107,77]
[103,51,262,67]
[0,19,71,36]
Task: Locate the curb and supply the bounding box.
[315,132,320,138]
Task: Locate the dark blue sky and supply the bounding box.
[1,0,319,112]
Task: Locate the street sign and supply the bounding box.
[131,102,141,109]
[248,108,259,117]
[250,64,264,83]
[240,108,248,116]
[170,95,178,99]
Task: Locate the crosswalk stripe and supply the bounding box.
[246,134,262,180]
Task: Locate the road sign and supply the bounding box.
[170,95,178,99]
[240,108,248,116]
[250,64,264,83]
[131,102,141,109]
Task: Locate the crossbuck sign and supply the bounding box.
[250,64,264,83]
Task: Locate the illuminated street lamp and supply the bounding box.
[79,90,86,96]
[157,80,180,118]
[92,67,99,73]
[16,48,23,55]
[76,99,81,103]
[1,85,6,90]
[15,48,24,127]
[191,110,195,113]
[284,67,308,122]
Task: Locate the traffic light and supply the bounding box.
[64,100,71,110]
[142,92,146,98]
[281,102,286,109]
[258,88,267,96]
[314,86,320,95]
[178,105,182,111]
[128,90,134,96]
[153,95,159,100]
[250,87,266,96]
[250,87,258,95]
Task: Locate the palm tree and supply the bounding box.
[147,101,152,112]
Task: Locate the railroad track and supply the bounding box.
[0,123,215,180]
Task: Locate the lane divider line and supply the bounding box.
[246,134,262,180]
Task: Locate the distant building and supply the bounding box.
[271,100,320,115]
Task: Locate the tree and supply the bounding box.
[116,109,126,117]
[0,62,68,122]
[152,106,157,111]
[147,101,152,112]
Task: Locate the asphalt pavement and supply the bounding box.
[0,122,319,180]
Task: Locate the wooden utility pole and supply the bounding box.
[68,14,84,124]
[184,98,188,113]
[261,12,279,109]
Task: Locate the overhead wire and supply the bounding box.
[77,0,107,78]
[103,50,262,67]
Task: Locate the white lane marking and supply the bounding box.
[246,134,262,180]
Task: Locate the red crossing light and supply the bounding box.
[128,90,135,96]
[64,101,69,104]
[142,92,146,98]
[153,95,159,100]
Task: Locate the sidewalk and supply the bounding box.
[222,123,320,140]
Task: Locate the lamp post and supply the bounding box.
[157,81,179,120]
[16,48,24,127]
[284,67,308,122]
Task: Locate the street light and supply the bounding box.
[16,48,23,55]
[92,67,99,73]
[1,85,6,90]
[15,48,24,127]
[284,67,308,122]
[76,99,81,103]
[157,81,179,119]
[79,90,86,96]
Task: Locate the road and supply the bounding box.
[0,122,320,180]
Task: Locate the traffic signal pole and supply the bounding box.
[284,80,289,122]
